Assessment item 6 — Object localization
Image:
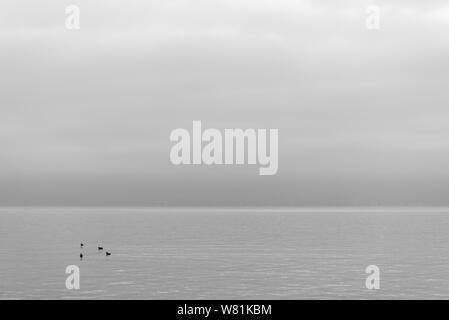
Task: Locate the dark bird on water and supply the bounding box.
[98,246,103,250]
[80,243,84,248]
[106,252,111,256]
[80,253,83,260]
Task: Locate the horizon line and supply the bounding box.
[1,205,449,213]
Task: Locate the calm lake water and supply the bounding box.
[1,207,449,299]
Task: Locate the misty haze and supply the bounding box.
[1,0,449,300]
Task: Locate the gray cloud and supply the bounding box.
[1,0,449,205]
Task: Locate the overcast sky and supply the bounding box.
[1,0,449,206]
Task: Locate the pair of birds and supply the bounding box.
[80,243,111,259]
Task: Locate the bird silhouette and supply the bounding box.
[80,253,83,260]
[98,246,103,251]
[105,252,111,256]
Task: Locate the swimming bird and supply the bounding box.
[80,243,84,248]
[105,252,111,256]
[80,253,83,260]
[98,246,103,250]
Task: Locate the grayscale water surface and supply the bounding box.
[1,207,449,299]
